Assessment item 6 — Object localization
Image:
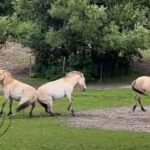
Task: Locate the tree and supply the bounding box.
[45,0,150,79]
[0,0,14,16]
[5,0,150,80]
[0,0,14,47]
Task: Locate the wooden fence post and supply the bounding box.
[29,54,32,76]
[100,63,103,83]
[63,57,66,74]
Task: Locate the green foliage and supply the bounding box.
[16,21,41,47]
[46,27,65,48]
[0,16,11,45]
[48,0,107,48]
[46,0,150,80]
[109,3,148,29]
[0,0,14,16]
[1,0,150,80]
[104,23,150,51]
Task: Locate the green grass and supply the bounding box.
[24,76,49,88]
[1,88,150,150]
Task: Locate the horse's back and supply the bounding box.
[12,79,36,92]
[135,76,150,84]
[37,78,72,100]
[7,79,37,102]
[134,76,150,92]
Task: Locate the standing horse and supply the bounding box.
[0,69,37,117]
[132,76,150,112]
[37,71,86,116]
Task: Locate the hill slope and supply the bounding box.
[0,42,33,77]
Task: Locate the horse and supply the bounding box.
[0,69,37,117]
[37,71,87,116]
[132,76,150,112]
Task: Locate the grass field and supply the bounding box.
[1,85,150,150]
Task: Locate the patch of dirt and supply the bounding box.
[68,106,150,132]
[0,42,33,78]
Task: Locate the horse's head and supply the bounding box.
[65,71,87,91]
[78,75,87,91]
[0,69,14,83]
[0,69,6,81]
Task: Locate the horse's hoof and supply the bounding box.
[7,112,12,116]
[67,106,71,112]
[0,113,3,117]
[29,114,33,118]
[132,105,136,112]
[48,112,56,117]
[55,112,61,116]
[71,109,75,116]
[8,113,15,118]
[72,113,75,117]
[141,108,146,112]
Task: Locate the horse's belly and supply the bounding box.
[51,92,65,100]
[12,95,21,101]
[10,91,21,101]
[52,95,65,100]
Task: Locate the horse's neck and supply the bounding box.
[66,76,80,87]
[2,74,14,87]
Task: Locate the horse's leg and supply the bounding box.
[66,94,75,116]
[137,94,146,112]
[132,94,138,111]
[46,98,61,116]
[16,100,30,112]
[0,102,6,116]
[49,99,61,116]
[45,98,55,116]
[29,103,36,117]
[7,98,13,116]
[38,97,55,116]
[0,98,8,116]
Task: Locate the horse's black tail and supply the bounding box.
[16,101,30,112]
[131,80,147,96]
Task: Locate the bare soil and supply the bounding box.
[68,106,150,132]
[0,42,32,78]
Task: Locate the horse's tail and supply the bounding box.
[131,80,147,96]
[16,101,30,112]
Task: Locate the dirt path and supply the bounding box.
[68,106,150,132]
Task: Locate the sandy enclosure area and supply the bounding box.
[68,106,150,132]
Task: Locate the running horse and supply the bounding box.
[132,76,150,112]
[0,69,37,117]
[37,71,87,116]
